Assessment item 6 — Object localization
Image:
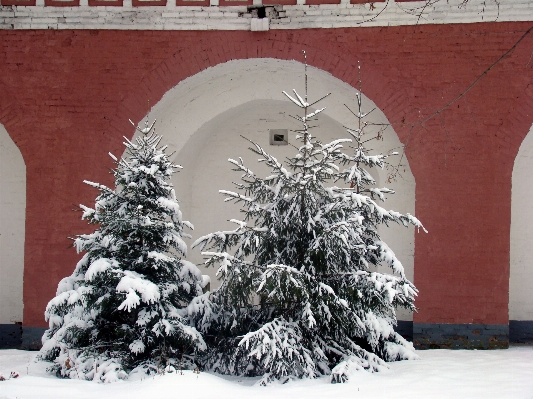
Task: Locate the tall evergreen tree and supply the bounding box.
[188,56,425,384]
[40,120,205,382]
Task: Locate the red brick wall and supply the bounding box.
[1,23,532,327]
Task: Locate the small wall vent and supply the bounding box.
[269,129,288,145]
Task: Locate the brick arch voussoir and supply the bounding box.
[0,83,27,157]
[504,84,533,170]
[108,35,412,147]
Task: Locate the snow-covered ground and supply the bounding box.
[1,346,532,399]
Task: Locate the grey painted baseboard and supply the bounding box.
[0,324,22,349]
[413,323,509,349]
[0,325,45,350]
[1,321,532,350]
[3,322,417,349]
[20,326,46,350]
[396,321,414,342]
[395,321,533,348]
[509,320,533,343]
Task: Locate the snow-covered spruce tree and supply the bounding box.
[188,57,426,385]
[40,120,206,382]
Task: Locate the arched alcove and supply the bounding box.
[510,123,533,328]
[0,124,25,325]
[132,58,416,321]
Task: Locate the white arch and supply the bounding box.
[0,124,25,324]
[134,58,416,320]
[510,124,533,321]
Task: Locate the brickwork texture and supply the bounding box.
[1,23,533,335]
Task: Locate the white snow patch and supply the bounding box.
[0,347,532,398]
[147,251,173,263]
[85,258,117,281]
[116,271,160,311]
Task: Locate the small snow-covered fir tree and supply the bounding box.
[188,55,426,384]
[40,120,206,382]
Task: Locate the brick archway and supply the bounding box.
[126,58,418,324]
[107,35,408,152]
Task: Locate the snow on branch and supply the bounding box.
[238,318,322,385]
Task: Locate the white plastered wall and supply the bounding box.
[133,58,416,320]
[0,124,25,324]
[510,123,533,321]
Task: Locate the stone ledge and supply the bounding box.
[3,322,531,350]
[396,320,413,342]
[21,326,46,351]
[0,324,22,349]
[414,323,509,350]
[509,320,533,343]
